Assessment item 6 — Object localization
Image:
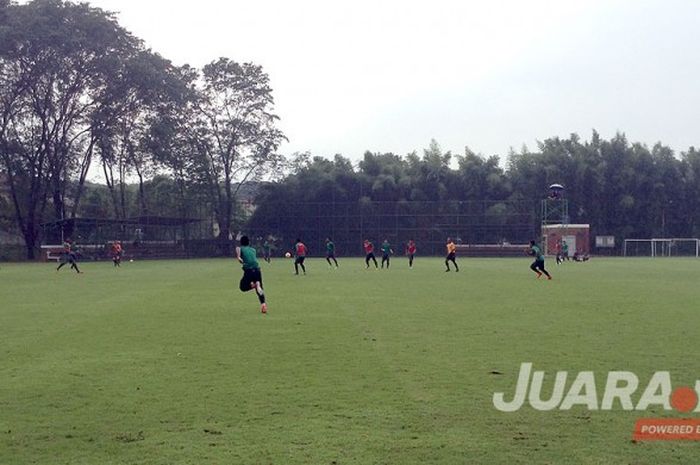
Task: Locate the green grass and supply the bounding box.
[1,257,699,464]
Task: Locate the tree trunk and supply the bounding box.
[23,221,37,260]
[137,170,147,216]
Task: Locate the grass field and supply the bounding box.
[1,256,699,464]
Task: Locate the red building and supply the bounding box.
[542,224,590,256]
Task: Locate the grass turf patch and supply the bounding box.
[1,257,699,464]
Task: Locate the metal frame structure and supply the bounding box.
[623,238,700,257]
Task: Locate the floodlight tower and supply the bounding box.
[541,184,569,254]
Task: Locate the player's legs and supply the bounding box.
[530,260,542,277]
[381,254,388,268]
[299,257,306,274]
[446,253,457,271]
[240,269,266,312]
[409,254,414,268]
[332,256,338,267]
[253,270,265,305]
[69,255,81,273]
[538,260,552,279]
[371,254,377,267]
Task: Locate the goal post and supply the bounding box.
[623,238,700,257]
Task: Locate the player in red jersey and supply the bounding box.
[363,239,378,268]
[294,238,307,275]
[406,239,417,268]
[111,241,123,267]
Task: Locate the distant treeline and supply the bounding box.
[2,2,699,259]
[248,135,700,251]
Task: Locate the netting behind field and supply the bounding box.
[247,200,540,256]
[624,239,700,257]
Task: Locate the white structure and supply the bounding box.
[623,238,700,257]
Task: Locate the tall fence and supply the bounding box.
[247,200,540,257]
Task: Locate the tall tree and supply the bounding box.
[186,58,286,242]
[0,0,141,257]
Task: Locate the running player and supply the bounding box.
[406,239,416,268]
[445,238,459,272]
[235,235,267,313]
[111,241,123,267]
[325,237,339,268]
[380,239,393,269]
[294,238,307,275]
[528,240,552,280]
[363,239,378,268]
[56,239,82,274]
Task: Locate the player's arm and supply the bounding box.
[235,246,243,264]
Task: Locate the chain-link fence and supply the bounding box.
[247,200,540,257]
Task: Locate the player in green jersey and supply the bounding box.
[380,239,394,269]
[236,235,267,313]
[528,240,552,280]
[325,237,339,268]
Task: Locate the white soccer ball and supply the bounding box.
[130,259,134,262]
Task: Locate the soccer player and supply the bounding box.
[562,240,570,261]
[406,239,417,268]
[528,240,552,280]
[325,237,339,268]
[363,239,378,268]
[294,238,307,275]
[380,239,393,269]
[56,239,82,274]
[262,238,272,263]
[111,240,123,267]
[445,237,459,272]
[555,240,563,265]
[236,235,267,313]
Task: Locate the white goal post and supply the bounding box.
[623,238,700,257]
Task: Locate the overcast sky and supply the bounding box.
[81,0,700,161]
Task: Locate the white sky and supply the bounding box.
[81,0,700,160]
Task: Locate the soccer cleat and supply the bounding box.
[536,272,542,278]
[547,276,553,280]
[261,303,267,314]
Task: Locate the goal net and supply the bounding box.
[623,238,700,257]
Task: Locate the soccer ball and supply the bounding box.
[130,259,134,262]
[285,252,292,258]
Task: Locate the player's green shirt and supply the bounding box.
[326,241,335,254]
[531,245,545,261]
[562,243,569,253]
[239,246,259,269]
[381,242,392,255]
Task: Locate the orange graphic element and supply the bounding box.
[670,386,698,413]
[633,419,700,441]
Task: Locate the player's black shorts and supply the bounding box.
[446,252,456,261]
[295,256,306,265]
[240,267,263,292]
[326,252,335,258]
[531,259,545,271]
